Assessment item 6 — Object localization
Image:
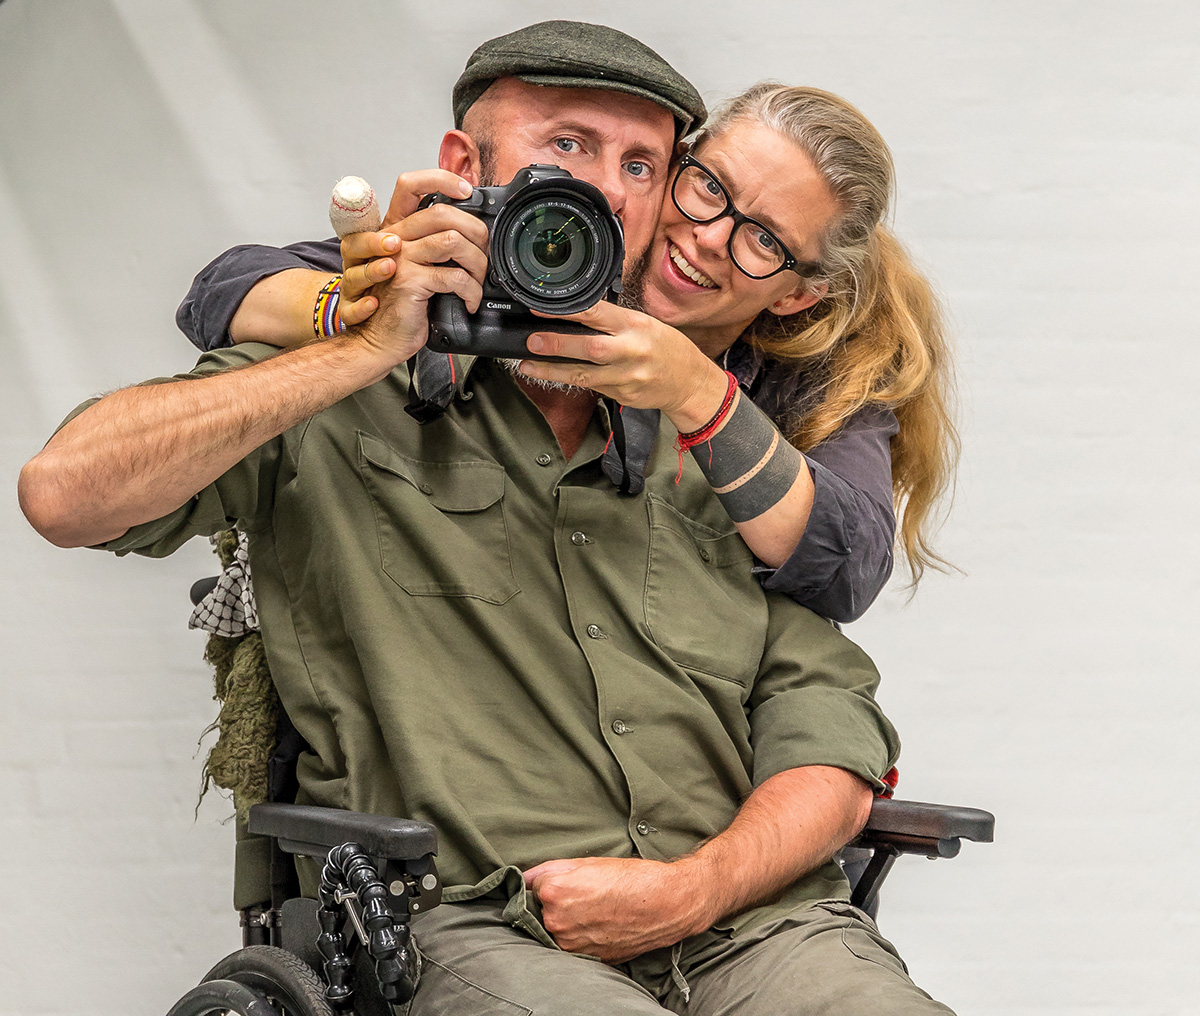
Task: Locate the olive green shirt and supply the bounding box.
[92,343,899,936]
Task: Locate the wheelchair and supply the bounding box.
[170,571,995,1016]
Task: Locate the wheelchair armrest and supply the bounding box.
[846,798,994,913]
[247,802,438,862]
[857,798,995,858]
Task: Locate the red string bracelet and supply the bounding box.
[673,370,739,482]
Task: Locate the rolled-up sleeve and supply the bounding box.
[748,599,900,791]
[176,239,342,351]
[759,404,899,623]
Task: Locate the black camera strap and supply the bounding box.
[601,401,659,496]
[404,349,476,424]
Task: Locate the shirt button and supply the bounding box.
[535,453,553,466]
[586,624,604,639]
[698,548,711,562]
[636,821,651,836]
[419,483,434,495]
[571,531,589,546]
[611,719,629,735]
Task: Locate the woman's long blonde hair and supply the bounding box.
[697,83,959,585]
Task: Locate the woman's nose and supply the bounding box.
[693,215,734,258]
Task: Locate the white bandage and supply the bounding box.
[329,176,382,238]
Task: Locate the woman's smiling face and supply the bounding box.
[638,121,841,357]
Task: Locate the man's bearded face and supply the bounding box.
[465,79,675,279]
[469,79,670,391]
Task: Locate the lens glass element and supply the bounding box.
[514,206,594,288]
[493,175,622,314]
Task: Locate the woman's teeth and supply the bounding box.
[669,244,716,288]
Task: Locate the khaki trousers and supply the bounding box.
[400,899,956,1016]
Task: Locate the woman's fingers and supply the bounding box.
[520,306,714,415]
[530,300,628,331]
[517,355,617,392]
[524,329,611,363]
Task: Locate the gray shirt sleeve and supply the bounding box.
[176,239,343,351]
[757,404,899,623]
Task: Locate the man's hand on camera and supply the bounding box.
[337,170,483,329]
[345,170,489,366]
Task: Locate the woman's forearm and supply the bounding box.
[228,268,336,346]
[667,376,816,568]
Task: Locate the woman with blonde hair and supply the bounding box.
[178,82,957,623]
[513,81,957,617]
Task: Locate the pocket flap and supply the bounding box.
[358,431,505,512]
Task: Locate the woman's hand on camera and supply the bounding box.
[520,302,734,429]
[338,169,482,325]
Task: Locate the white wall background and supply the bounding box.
[1,1,1196,1012]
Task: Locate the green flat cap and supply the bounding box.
[453,20,706,138]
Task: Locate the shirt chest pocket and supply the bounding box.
[644,494,767,686]
[358,432,519,604]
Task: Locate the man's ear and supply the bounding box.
[440,130,482,186]
[768,280,827,318]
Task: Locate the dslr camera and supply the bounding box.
[421,165,624,359]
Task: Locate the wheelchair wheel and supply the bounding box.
[166,978,277,1016]
[200,945,334,1016]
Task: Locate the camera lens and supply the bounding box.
[515,206,594,287]
[493,179,622,315]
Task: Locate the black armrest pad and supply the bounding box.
[248,803,438,861]
[865,799,995,843]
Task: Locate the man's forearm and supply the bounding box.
[677,765,874,931]
[525,765,874,961]
[19,334,393,548]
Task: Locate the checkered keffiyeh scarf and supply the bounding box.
[189,531,260,635]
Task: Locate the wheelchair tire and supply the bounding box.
[202,945,335,1016]
[166,978,277,1016]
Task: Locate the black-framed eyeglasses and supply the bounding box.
[671,153,822,281]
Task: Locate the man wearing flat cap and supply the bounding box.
[21,21,953,1015]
